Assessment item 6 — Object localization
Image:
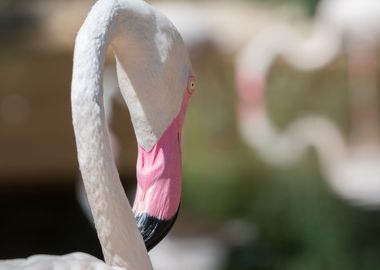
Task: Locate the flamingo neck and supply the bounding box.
[347,46,380,144]
[293,117,347,170]
[236,72,266,108]
[283,23,341,70]
[72,0,193,266]
[71,0,154,269]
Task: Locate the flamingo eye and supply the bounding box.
[187,77,196,94]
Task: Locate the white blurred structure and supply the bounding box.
[235,0,380,208]
[157,1,305,55]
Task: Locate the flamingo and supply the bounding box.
[73,3,229,269]
[74,1,210,227]
[0,0,195,268]
[235,22,341,166]
[235,0,380,208]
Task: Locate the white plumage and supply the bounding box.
[1,0,193,268]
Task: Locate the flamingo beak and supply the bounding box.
[133,84,193,251]
[135,205,180,251]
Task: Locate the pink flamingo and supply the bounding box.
[0,0,194,268]
[236,0,380,208]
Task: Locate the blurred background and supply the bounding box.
[2,0,380,269]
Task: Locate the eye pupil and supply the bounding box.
[188,76,196,94]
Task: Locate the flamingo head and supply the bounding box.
[109,8,196,250]
[132,76,195,250]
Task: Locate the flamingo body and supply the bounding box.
[1,253,124,270]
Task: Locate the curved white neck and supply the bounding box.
[236,23,341,77]
[71,0,191,269]
[291,116,347,170]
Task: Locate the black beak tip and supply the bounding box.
[135,209,179,251]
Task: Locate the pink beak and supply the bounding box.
[133,81,193,250]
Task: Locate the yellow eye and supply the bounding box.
[188,77,196,94]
